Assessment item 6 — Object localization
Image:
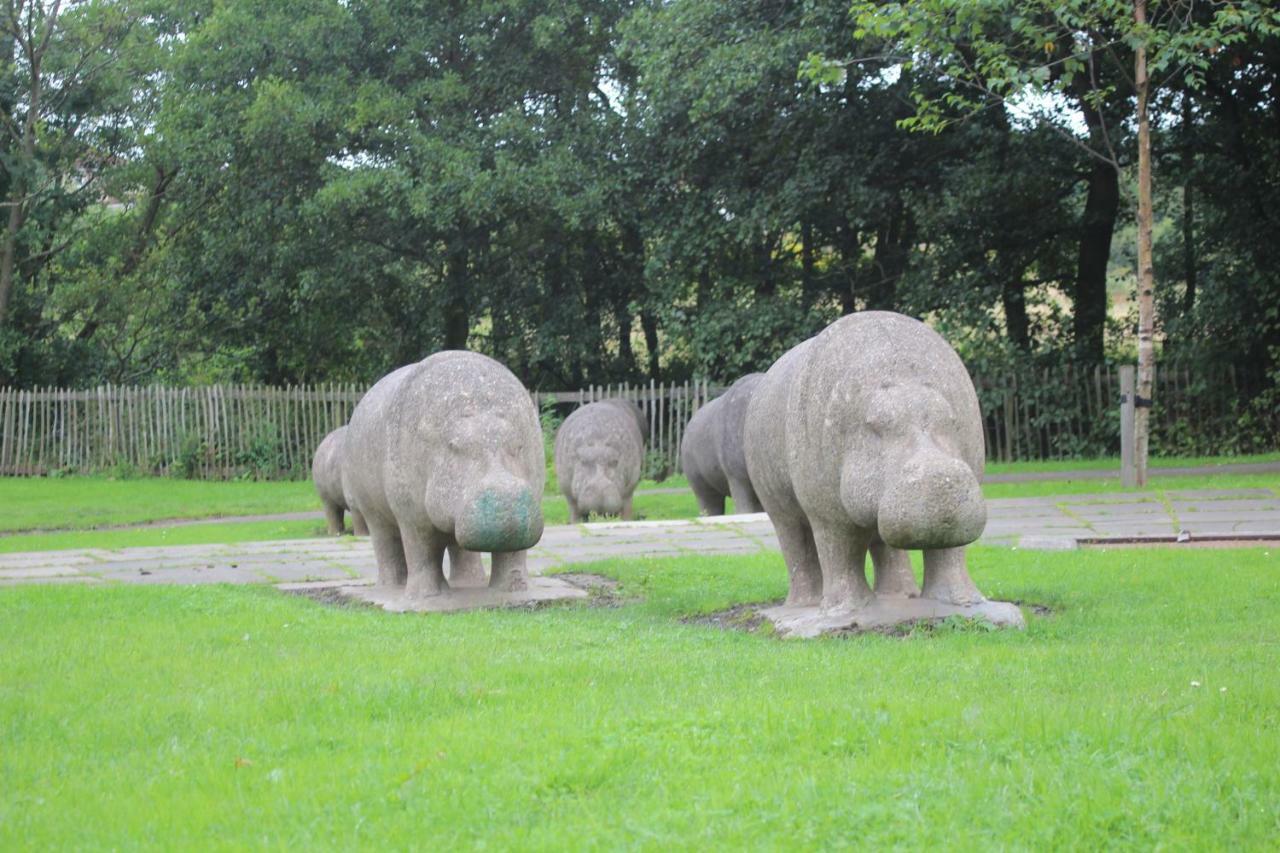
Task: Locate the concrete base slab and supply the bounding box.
[331,575,588,613]
[760,597,1026,638]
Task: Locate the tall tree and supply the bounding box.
[836,0,1280,482]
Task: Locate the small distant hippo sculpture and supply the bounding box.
[680,373,764,515]
[312,426,368,536]
[344,351,545,600]
[744,311,1023,634]
[555,399,645,522]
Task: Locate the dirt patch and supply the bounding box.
[683,601,782,634]
[285,585,383,610]
[554,572,631,607]
[1010,600,1055,617]
[690,599,1054,638]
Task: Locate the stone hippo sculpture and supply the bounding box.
[312,426,368,536]
[680,373,764,515]
[745,311,1002,617]
[555,399,645,522]
[344,351,545,600]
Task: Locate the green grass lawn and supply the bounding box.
[2,546,1277,847]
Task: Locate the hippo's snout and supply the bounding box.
[455,473,543,552]
[575,475,624,516]
[876,451,985,550]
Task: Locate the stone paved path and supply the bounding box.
[1,488,1276,587]
[5,460,1273,537]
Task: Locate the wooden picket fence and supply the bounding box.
[0,363,1269,479]
[0,380,714,479]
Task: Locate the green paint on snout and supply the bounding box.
[467,487,539,551]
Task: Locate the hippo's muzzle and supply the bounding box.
[875,444,986,550]
[454,469,543,552]
[575,476,624,516]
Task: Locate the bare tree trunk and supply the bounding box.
[0,202,22,327]
[1134,0,1156,486]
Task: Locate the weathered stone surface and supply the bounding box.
[745,311,1019,633]
[312,426,369,536]
[555,399,645,522]
[345,351,545,603]
[762,598,1025,638]
[336,574,587,613]
[681,373,765,516]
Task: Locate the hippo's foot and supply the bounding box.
[404,575,447,600]
[489,551,529,593]
[921,547,985,605]
[819,587,875,615]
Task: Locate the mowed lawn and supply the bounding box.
[2,547,1278,847]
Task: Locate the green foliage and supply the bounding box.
[0,0,1275,460]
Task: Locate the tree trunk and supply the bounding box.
[444,245,470,350]
[1001,279,1032,351]
[800,219,815,303]
[640,309,661,380]
[867,199,910,311]
[615,304,635,377]
[1073,159,1119,364]
[1181,95,1196,316]
[1133,0,1156,486]
[0,201,22,327]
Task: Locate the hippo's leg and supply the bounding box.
[774,516,822,606]
[351,509,369,537]
[922,547,985,605]
[869,541,920,598]
[621,495,634,521]
[401,526,448,599]
[446,543,486,586]
[489,550,529,592]
[811,523,874,611]
[368,520,408,588]
[728,479,763,514]
[690,476,725,516]
[322,501,345,536]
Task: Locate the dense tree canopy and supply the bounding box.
[1,0,1277,395]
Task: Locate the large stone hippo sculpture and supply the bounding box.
[555,399,645,522]
[311,426,368,536]
[680,373,764,515]
[344,351,545,600]
[745,312,1006,620]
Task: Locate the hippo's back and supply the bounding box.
[680,396,728,494]
[344,363,422,522]
[744,340,812,520]
[715,373,763,484]
[312,427,347,506]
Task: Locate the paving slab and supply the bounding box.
[0,488,1276,588]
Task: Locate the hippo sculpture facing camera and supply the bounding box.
[555,399,645,522]
[344,351,545,600]
[680,373,764,515]
[745,311,1022,631]
[312,426,368,536]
